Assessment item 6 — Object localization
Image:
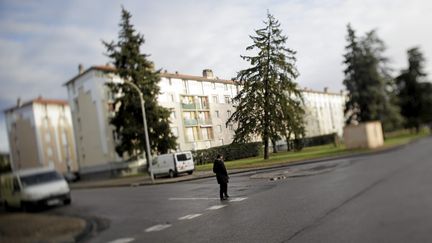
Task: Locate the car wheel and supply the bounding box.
[187,171,193,175]
[21,201,32,212]
[169,170,175,178]
[64,198,71,205]
[4,201,12,212]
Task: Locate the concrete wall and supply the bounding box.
[343,121,384,149]
[5,100,78,174]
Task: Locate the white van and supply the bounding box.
[0,167,71,211]
[151,151,194,178]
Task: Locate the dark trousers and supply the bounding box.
[220,182,228,199]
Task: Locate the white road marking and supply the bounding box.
[169,197,248,201]
[229,197,248,202]
[178,214,202,220]
[207,205,227,210]
[107,238,135,243]
[145,224,172,232]
[169,197,220,200]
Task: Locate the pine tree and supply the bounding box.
[103,8,177,162]
[343,24,402,132]
[396,47,431,132]
[227,12,304,160]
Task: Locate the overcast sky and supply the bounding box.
[1,0,431,152]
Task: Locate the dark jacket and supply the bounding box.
[213,159,229,184]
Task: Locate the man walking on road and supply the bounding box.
[213,154,229,200]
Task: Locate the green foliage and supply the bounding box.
[343,24,403,132]
[0,154,11,174]
[396,47,432,132]
[103,8,177,159]
[227,12,304,160]
[192,142,262,165]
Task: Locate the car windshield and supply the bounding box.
[176,153,191,161]
[20,171,63,187]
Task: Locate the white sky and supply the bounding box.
[1,0,432,152]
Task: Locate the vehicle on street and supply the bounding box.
[0,167,71,211]
[151,151,194,178]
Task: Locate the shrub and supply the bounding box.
[192,142,262,165]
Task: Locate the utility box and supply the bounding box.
[343,121,384,149]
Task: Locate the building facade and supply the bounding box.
[4,97,78,174]
[302,88,346,137]
[64,65,345,174]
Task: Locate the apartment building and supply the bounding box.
[4,97,78,174]
[302,88,346,137]
[64,66,238,174]
[64,65,345,174]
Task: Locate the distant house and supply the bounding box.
[4,97,78,175]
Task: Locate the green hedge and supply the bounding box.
[192,142,262,165]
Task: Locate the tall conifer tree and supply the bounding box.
[103,8,177,161]
[227,12,304,159]
[396,47,431,132]
[343,24,402,132]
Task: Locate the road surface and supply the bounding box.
[53,136,432,242]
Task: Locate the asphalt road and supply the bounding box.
[53,136,432,243]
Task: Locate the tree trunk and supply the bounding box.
[272,139,278,153]
[264,137,269,160]
[286,132,292,151]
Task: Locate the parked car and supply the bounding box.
[151,151,194,178]
[0,167,71,211]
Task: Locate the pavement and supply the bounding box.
[0,138,425,243]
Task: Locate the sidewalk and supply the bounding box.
[0,213,86,243]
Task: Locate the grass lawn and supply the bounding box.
[196,128,430,172]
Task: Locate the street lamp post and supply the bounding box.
[124,80,154,182]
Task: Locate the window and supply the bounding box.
[182,80,189,94]
[170,94,175,102]
[45,133,51,142]
[61,131,68,145]
[43,118,49,128]
[212,95,219,103]
[229,124,234,131]
[217,125,222,133]
[185,127,199,141]
[47,147,53,157]
[227,110,232,116]
[168,78,172,86]
[224,84,228,90]
[74,98,79,112]
[215,110,220,118]
[201,127,214,140]
[212,82,216,89]
[224,96,231,104]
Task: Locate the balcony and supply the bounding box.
[184,118,198,126]
[181,103,196,109]
[198,119,212,125]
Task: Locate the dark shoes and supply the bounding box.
[220,195,230,201]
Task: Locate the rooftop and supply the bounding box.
[4,97,69,113]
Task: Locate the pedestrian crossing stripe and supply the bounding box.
[145,224,171,232]
[178,214,202,220]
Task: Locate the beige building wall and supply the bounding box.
[343,121,384,149]
[4,98,78,174]
[65,67,122,174]
[7,117,40,170]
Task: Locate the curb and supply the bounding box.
[74,218,93,242]
[71,136,428,189]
